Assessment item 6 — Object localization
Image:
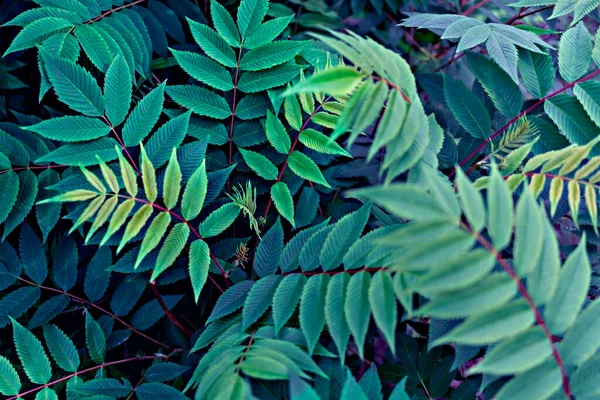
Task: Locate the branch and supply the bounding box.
[150,283,192,337]
[467,225,571,397]
[262,97,333,221]
[17,277,174,350]
[102,117,141,176]
[7,352,179,400]
[85,0,147,24]
[453,68,600,177]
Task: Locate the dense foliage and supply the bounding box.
[1,0,600,398]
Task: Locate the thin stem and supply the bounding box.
[150,283,192,337]
[122,195,231,288]
[17,277,173,350]
[454,68,600,177]
[262,97,332,221]
[467,225,571,397]
[0,164,67,175]
[282,267,387,277]
[461,0,492,16]
[8,353,176,399]
[235,330,256,374]
[85,0,147,24]
[102,117,141,176]
[228,48,243,166]
[372,76,412,103]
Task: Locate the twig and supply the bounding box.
[453,68,600,177]
[468,226,571,397]
[85,0,147,24]
[102,116,141,176]
[17,277,173,350]
[7,351,179,400]
[150,283,192,337]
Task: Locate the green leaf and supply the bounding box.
[170,48,233,91]
[29,295,70,329]
[187,18,237,68]
[122,81,166,146]
[513,188,544,276]
[117,204,153,253]
[240,41,308,71]
[136,382,187,400]
[117,148,138,197]
[36,388,58,400]
[544,237,591,335]
[145,363,190,383]
[369,272,397,351]
[288,151,331,188]
[189,240,210,303]
[272,274,307,334]
[237,0,268,39]
[285,67,364,96]
[266,110,291,154]
[300,274,330,355]
[84,247,112,302]
[239,148,278,180]
[241,356,289,380]
[19,223,47,284]
[242,275,281,330]
[41,52,104,117]
[37,137,118,166]
[245,16,294,49]
[518,49,554,98]
[299,128,351,157]
[456,25,490,53]
[487,165,513,250]
[0,356,20,396]
[73,378,131,397]
[163,149,182,210]
[210,0,240,47]
[494,360,561,400]
[166,85,231,119]
[135,212,171,269]
[325,273,351,362]
[25,116,110,142]
[141,144,157,203]
[560,298,600,365]
[207,280,254,323]
[558,22,592,83]
[455,168,485,232]
[200,203,240,238]
[182,160,208,220]
[344,272,371,359]
[573,80,600,129]
[100,198,135,246]
[11,318,52,384]
[432,299,534,346]
[42,324,80,373]
[0,171,19,226]
[545,94,600,148]
[3,170,38,240]
[341,368,368,400]
[486,30,519,84]
[571,356,600,398]
[238,63,301,93]
[443,76,491,139]
[85,311,106,364]
[466,51,523,117]
[271,182,295,227]
[104,55,132,127]
[469,327,552,375]
[254,218,284,277]
[284,93,302,131]
[321,203,371,271]
[146,111,191,168]
[151,223,190,282]
[74,25,112,72]
[4,17,74,56]
[132,295,183,331]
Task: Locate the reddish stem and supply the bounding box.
[125,196,230,288]
[262,97,332,221]
[282,267,387,277]
[372,76,412,103]
[470,228,571,397]
[85,0,147,24]
[454,68,600,177]
[0,164,67,175]
[7,353,174,399]
[228,49,243,166]
[17,277,173,350]
[461,0,492,16]
[150,283,192,337]
[102,117,142,176]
